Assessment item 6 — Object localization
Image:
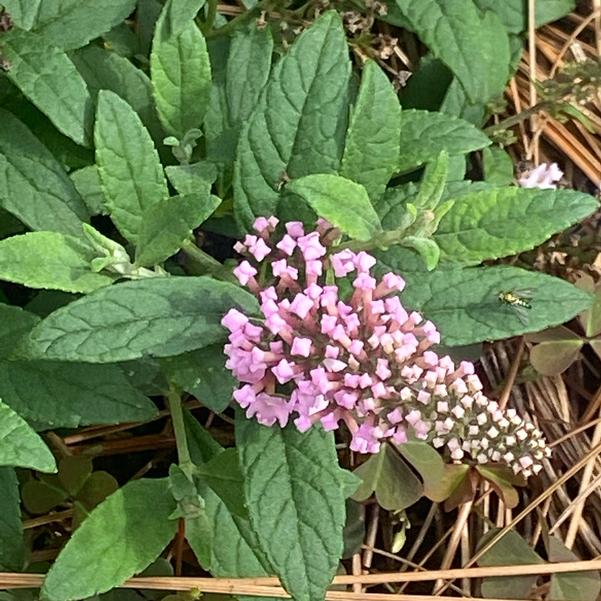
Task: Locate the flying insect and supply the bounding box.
[497,289,533,325]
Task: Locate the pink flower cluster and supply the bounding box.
[222,217,550,477]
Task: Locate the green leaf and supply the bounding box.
[166,162,217,196]
[528,327,583,376]
[376,248,593,345]
[475,466,521,508]
[163,346,235,413]
[166,0,207,34]
[402,237,440,271]
[234,11,351,229]
[482,146,514,186]
[0,232,113,293]
[0,360,157,428]
[77,471,119,511]
[24,277,259,363]
[2,29,94,146]
[0,109,89,236]
[236,418,348,601]
[0,399,56,472]
[0,304,40,359]
[435,188,599,264]
[70,166,107,216]
[95,90,168,243]
[352,444,422,511]
[398,109,491,172]
[286,174,382,241]
[0,468,24,571]
[42,479,178,601]
[397,440,449,502]
[548,535,601,601]
[58,456,93,496]
[478,528,543,599]
[136,194,221,267]
[71,45,162,145]
[151,1,212,139]
[2,0,137,50]
[340,60,401,200]
[394,0,510,103]
[577,278,601,337]
[196,448,247,518]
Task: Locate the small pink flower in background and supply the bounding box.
[222,217,550,477]
[519,162,563,189]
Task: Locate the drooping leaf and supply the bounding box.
[376,247,593,345]
[435,188,599,264]
[95,90,168,244]
[2,29,94,146]
[136,193,221,267]
[340,60,401,200]
[234,11,351,229]
[286,174,382,241]
[397,109,491,172]
[151,0,212,139]
[0,109,89,236]
[0,232,113,293]
[478,528,544,599]
[394,0,510,103]
[163,345,235,413]
[236,418,350,601]
[23,277,259,363]
[0,399,56,472]
[352,444,422,511]
[0,468,24,571]
[0,361,157,428]
[2,0,137,50]
[42,479,178,601]
[547,535,601,601]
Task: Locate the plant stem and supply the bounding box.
[167,388,193,473]
[334,228,407,254]
[202,0,218,33]
[181,240,236,283]
[484,102,551,134]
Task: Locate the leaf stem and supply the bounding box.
[167,388,193,473]
[202,0,218,33]
[484,102,551,134]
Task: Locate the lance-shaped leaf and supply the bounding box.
[23,277,259,363]
[340,60,401,200]
[236,418,351,601]
[151,0,212,139]
[234,11,351,229]
[0,468,24,571]
[0,399,56,472]
[286,174,382,241]
[2,29,94,146]
[95,90,168,244]
[0,232,113,293]
[42,479,178,601]
[0,109,88,236]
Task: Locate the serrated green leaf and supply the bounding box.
[234,11,351,229]
[136,194,221,267]
[0,468,24,571]
[398,109,490,172]
[2,29,93,146]
[352,445,422,511]
[166,162,217,195]
[95,90,168,243]
[286,174,382,241]
[340,60,401,200]
[482,146,514,186]
[151,1,212,139]
[0,399,56,472]
[42,479,178,601]
[0,109,88,235]
[376,248,593,345]
[394,0,510,103]
[236,418,348,601]
[435,188,599,264]
[23,277,259,363]
[70,166,107,216]
[166,0,207,34]
[0,305,40,360]
[0,232,113,293]
[71,45,163,145]
[2,0,137,50]
[163,345,235,413]
[478,528,543,599]
[548,536,601,601]
[0,359,157,428]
